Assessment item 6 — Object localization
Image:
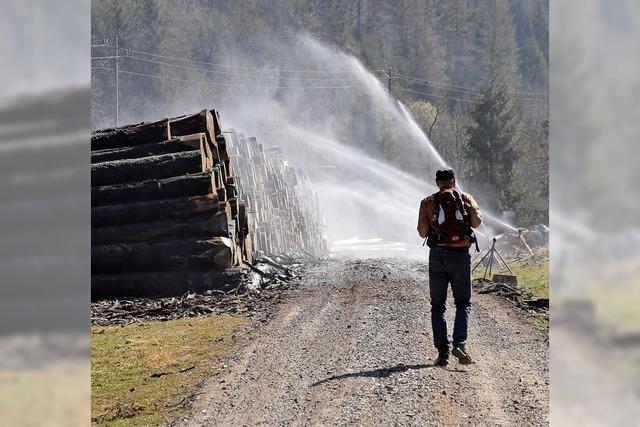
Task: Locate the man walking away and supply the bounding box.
[417,168,483,367]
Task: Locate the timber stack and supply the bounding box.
[226,132,327,258]
[91,109,326,299]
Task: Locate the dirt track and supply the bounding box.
[184,257,548,426]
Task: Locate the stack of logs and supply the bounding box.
[91,109,326,299]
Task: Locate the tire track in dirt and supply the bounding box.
[183,257,548,426]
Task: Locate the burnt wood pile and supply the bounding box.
[91,109,326,299]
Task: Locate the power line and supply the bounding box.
[93,54,366,82]
[115,35,119,126]
[92,41,545,99]
[91,55,538,102]
[93,54,543,101]
[99,65,544,106]
[396,72,482,93]
[92,39,546,118]
[395,87,475,103]
[395,86,546,108]
[93,42,386,75]
[396,71,546,96]
[406,82,483,98]
[118,69,364,89]
[395,77,539,100]
[395,72,546,97]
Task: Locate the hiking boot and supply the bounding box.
[433,349,450,367]
[452,345,474,365]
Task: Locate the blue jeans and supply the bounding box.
[428,247,472,351]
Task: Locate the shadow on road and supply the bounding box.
[311,362,465,386]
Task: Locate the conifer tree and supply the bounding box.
[465,64,520,214]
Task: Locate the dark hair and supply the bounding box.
[435,168,455,181]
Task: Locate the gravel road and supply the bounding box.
[184,257,548,426]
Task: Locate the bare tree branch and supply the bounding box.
[428,101,441,139]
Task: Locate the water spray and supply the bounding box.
[130,33,531,256]
[396,101,447,167]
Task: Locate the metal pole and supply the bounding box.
[486,238,497,279]
[494,247,514,275]
[483,249,492,279]
[472,248,491,273]
[518,230,534,256]
[115,34,119,127]
[387,67,392,92]
[492,248,507,270]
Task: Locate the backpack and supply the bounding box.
[426,189,479,251]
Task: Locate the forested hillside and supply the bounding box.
[92,0,548,226]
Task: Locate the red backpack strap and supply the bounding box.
[431,191,441,223]
[429,191,442,237]
[452,189,467,216]
[426,192,443,248]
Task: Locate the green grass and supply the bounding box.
[91,315,248,426]
[474,246,549,299]
[508,251,549,299]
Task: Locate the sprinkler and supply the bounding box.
[517,228,534,256]
[472,237,513,280]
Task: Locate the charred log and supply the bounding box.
[91,118,170,150]
[91,150,202,186]
[92,212,230,245]
[91,173,213,206]
[91,237,235,274]
[91,194,219,226]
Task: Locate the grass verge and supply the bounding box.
[91,315,248,426]
[508,249,549,299]
[474,246,549,299]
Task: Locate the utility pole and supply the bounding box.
[386,67,393,92]
[115,34,119,127]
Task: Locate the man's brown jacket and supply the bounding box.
[417,190,483,248]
